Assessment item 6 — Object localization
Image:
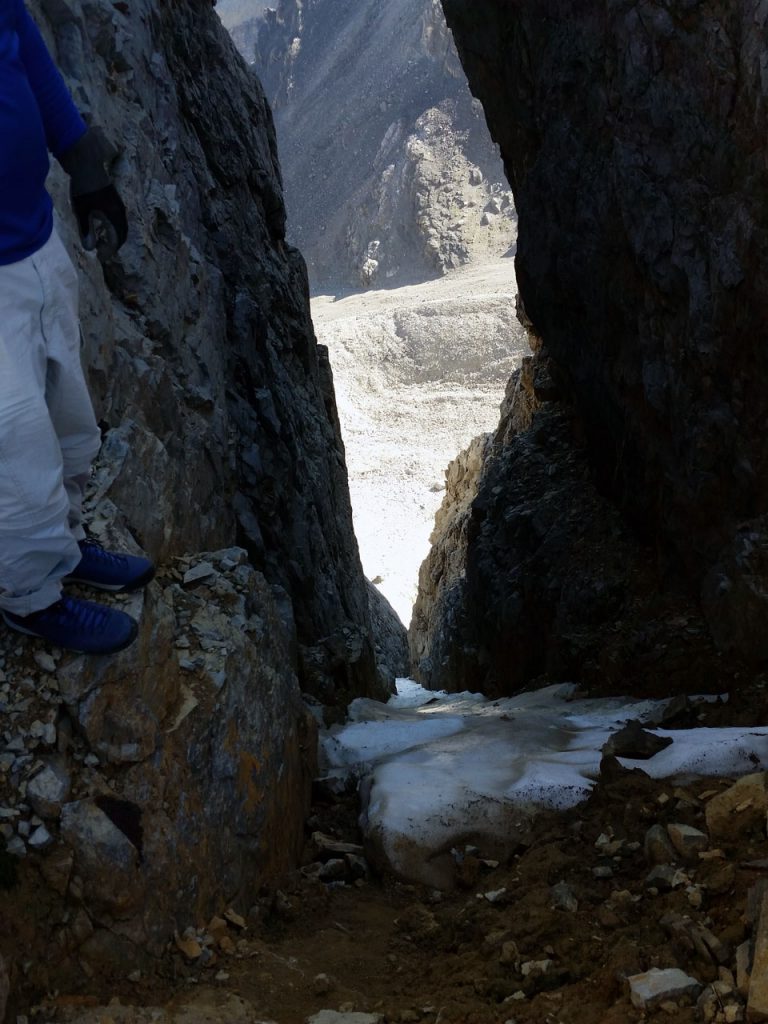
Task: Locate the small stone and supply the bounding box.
[183,562,216,586]
[175,934,203,960]
[551,881,578,912]
[482,887,508,904]
[644,824,677,865]
[602,721,673,759]
[318,858,347,883]
[706,773,768,841]
[345,853,368,880]
[687,885,704,909]
[27,824,52,849]
[499,941,519,965]
[645,865,687,891]
[33,651,56,674]
[628,968,702,1010]
[312,832,364,858]
[667,823,709,861]
[223,908,246,930]
[214,971,230,982]
[27,761,70,819]
[313,973,335,996]
[593,866,613,879]
[521,959,553,977]
[5,836,25,857]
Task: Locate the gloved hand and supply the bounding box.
[59,129,128,260]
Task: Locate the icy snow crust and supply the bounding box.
[321,681,768,888]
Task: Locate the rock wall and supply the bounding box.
[1,0,399,998]
[254,0,516,290]
[40,0,386,706]
[415,0,768,689]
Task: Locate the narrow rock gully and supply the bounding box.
[9,672,768,1024]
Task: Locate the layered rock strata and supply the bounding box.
[416,0,768,688]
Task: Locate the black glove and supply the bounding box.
[71,185,128,260]
[59,129,128,260]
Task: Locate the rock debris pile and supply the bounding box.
[0,497,313,992]
[253,0,516,290]
[13,739,768,1024]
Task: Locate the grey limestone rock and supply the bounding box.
[628,968,702,1010]
[26,760,71,820]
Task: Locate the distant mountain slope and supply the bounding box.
[252,0,516,291]
[215,0,269,57]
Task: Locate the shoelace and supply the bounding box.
[31,595,113,634]
[80,542,129,569]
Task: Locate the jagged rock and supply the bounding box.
[26,759,71,820]
[410,432,492,683]
[667,823,709,862]
[60,800,144,919]
[602,722,673,760]
[435,0,768,685]
[411,388,714,695]
[644,825,677,866]
[706,774,768,842]
[627,968,702,1010]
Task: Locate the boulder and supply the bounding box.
[706,774,768,842]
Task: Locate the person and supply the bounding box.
[0,0,154,654]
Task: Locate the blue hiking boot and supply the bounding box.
[3,595,138,654]
[65,541,155,593]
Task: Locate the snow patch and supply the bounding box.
[322,681,768,888]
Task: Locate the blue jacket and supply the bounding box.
[0,0,86,265]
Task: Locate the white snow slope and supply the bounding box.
[312,259,527,625]
[321,680,768,889]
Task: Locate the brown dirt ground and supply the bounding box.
[10,685,768,1024]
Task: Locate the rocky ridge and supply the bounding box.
[411,1,768,694]
[253,0,516,290]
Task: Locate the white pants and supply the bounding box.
[0,228,101,615]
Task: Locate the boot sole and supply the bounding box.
[63,565,156,593]
[2,612,139,655]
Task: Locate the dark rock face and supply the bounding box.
[39,0,386,707]
[1,0,400,986]
[412,355,727,697]
[253,0,516,290]
[420,0,768,682]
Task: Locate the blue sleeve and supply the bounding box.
[16,0,87,158]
